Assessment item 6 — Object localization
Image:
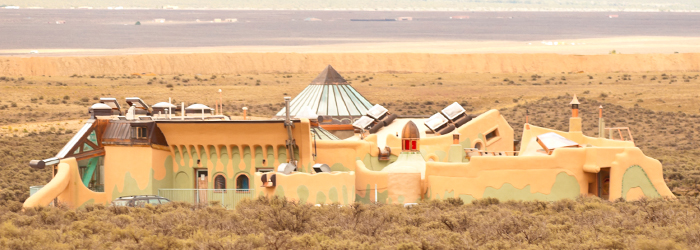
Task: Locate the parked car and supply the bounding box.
[112,195,170,207]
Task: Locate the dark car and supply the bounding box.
[112,195,170,207]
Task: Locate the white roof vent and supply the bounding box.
[90,103,112,110]
[152,102,177,108]
[185,104,212,110]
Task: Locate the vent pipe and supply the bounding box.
[284,97,296,166]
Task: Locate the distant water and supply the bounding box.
[0,10,699,50]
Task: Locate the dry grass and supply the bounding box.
[2,72,700,248]
[1,72,699,126]
[1,196,700,249]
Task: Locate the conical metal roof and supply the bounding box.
[276,66,373,123]
[310,65,347,85]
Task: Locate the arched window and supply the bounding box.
[214,175,226,190]
[236,174,249,190]
[474,142,483,150]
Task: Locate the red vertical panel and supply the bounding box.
[404,140,409,151]
[412,140,417,150]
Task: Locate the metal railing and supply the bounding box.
[158,189,255,208]
[605,127,634,143]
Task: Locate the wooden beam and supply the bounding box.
[72,149,106,162]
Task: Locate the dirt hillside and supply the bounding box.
[1,53,699,76]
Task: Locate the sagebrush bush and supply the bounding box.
[0,196,699,249]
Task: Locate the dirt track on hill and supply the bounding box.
[1,53,699,76]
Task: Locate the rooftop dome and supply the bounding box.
[90,103,112,110]
[401,121,420,139]
[185,104,212,110]
[152,102,177,108]
[275,65,373,122]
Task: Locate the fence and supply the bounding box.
[158,189,255,208]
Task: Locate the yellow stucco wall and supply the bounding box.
[256,171,356,205]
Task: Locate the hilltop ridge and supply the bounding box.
[1,53,699,76]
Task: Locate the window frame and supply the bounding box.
[484,126,501,146]
[235,173,251,193]
[214,174,227,193]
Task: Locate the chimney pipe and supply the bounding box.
[242,107,248,120]
[452,133,460,144]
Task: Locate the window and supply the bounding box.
[148,199,160,205]
[236,174,249,190]
[134,200,147,207]
[474,142,483,150]
[131,127,148,139]
[485,128,499,142]
[214,175,226,189]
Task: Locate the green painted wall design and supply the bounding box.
[459,194,476,203]
[277,146,287,165]
[356,184,388,204]
[254,146,264,169]
[112,154,176,201]
[331,163,352,172]
[316,191,327,204]
[421,149,446,162]
[481,172,580,201]
[77,199,96,209]
[297,185,309,204]
[342,185,348,204]
[622,165,660,199]
[361,154,398,171]
[328,187,338,203]
[266,146,275,168]
[274,186,285,198]
[152,156,174,193]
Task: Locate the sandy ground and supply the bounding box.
[1,36,699,57]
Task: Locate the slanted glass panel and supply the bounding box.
[300,85,322,116]
[317,85,329,115]
[342,85,370,115]
[83,143,93,151]
[310,85,324,114]
[327,85,339,116]
[335,86,350,116]
[338,85,361,116]
[148,199,161,204]
[88,131,98,145]
[346,85,373,110]
[289,85,315,116]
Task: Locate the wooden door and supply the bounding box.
[197,172,208,204]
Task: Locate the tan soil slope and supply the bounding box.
[1,53,699,76]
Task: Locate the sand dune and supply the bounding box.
[1,53,699,76]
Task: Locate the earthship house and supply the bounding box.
[24,69,674,209]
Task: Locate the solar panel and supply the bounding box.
[536,132,579,154]
[99,97,121,110]
[424,113,449,131]
[441,102,466,121]
[366,104,388,120]
[352,116,375,130]
[126,97,149,110]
